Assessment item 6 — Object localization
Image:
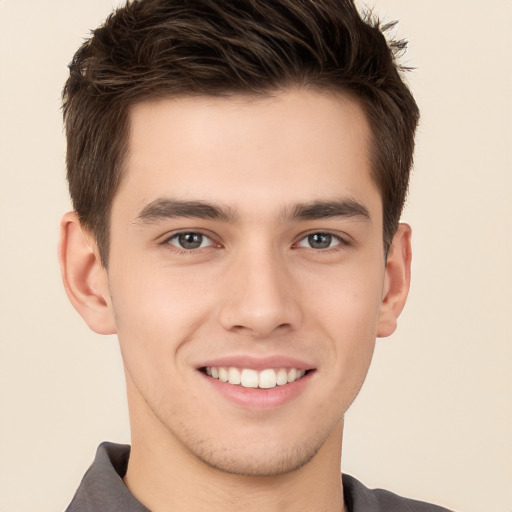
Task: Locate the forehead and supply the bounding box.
[116,89,380,222]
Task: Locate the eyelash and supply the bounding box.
[295,232,350,253]
[161,230,350,254]
[163,231,218,255]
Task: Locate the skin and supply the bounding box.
[59,89,411,512]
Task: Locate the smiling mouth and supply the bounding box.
[201,367,311,389]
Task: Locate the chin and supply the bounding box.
[187,434,328,477]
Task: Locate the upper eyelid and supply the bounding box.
[295,234,345,250]
[168,232,213,243]
[294,229,352,244]
[161,229,218,243]
[163,231,220,253]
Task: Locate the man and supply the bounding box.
[58,0,452,510]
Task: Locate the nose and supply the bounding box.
[218,245,302,338]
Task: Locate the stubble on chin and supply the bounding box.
[173,420,337,478]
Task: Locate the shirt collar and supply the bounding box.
[65,442,149,512]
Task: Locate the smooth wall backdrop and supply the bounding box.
[0,1,510,511]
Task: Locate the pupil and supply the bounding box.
[179,233,203,249]
[309,233,331,249]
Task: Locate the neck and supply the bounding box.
[124,411,347,512]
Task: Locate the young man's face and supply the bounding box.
[90,89,407,475]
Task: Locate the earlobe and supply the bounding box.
[376,223,412,338]
[58,212,117,335]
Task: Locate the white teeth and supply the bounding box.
[276,368,288,386]
[240,368,259,388]
[287,368,298,382]
[228,367,241,385]
[218,367,229,382]
[206,366,307,388]
[259,369,277,389]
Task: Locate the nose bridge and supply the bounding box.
[219,237,301,337]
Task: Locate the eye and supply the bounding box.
[167,232,215,250]
[297,232,343,250]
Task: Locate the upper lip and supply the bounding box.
[196,355,316,371]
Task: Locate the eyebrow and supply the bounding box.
[134,198,239,224]
[285,199,370,222]
[134,197,370,225]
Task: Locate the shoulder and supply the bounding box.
[342,474,455,512]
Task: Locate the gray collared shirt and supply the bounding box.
[65,442,454,512]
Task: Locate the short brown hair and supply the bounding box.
[63,0,419,266]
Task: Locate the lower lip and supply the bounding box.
[200,371,314,410]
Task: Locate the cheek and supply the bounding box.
[109,270,213,378]
[112,263,212,327]
[305,262,383,373]
[304,256,384,330]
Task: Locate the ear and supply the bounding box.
[58,211,117,335]
[377,223,412,338]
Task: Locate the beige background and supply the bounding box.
[0,1,511,511]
